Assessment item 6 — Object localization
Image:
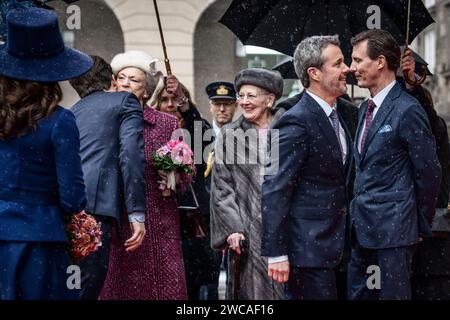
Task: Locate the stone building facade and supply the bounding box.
[55,0,241,119]
[54,0,449,123]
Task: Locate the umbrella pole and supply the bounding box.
[403,0,426,86]
[152,0,172,75]
[405,0,411,45]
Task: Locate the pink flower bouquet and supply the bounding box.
[66,211,102,260]
[152,139,195,197]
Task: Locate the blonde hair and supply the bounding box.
[148,77,166,109]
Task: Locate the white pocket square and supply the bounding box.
[378,125,392,133]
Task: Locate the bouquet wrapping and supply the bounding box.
[152,139,195,196]
[66,211,102,260]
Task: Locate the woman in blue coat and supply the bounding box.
[0,7,93,300]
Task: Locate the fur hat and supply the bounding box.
[110,50,160,77]
[235,68,283,99]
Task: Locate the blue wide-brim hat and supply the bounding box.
[0,7,92,82]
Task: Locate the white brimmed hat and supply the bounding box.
[110,50,160,76]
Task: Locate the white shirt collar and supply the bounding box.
[212,120,221,137]
[370,80,396,108]
[306,90,336,117]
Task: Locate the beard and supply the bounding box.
[323,77,347,97]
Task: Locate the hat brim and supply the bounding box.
[0,46,93,82]
[111,51,159,75]
[209,95,236,101]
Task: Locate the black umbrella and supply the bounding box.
[220,0,434,66]
[1,0,80,41]
[272,57,297,79]
[33,0,80,9]
[400,45,432,77]
[273,46,432,80]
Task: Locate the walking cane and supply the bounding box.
[229,239,248,300]
[403,0,427,86]
[152,0,172,75]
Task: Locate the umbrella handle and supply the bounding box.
[402,47,427,86]
[403,65,427,86]
[403,1,426,86]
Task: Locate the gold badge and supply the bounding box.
[216,85,229,96]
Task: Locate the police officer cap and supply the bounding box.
[205,81,237,100]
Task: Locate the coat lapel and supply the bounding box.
[354,100,367,165]
[304,93,344,170]
[360,83,401,157]
[340,112,355,186]
[339,112,352,167]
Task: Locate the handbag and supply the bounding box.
[178,184,208,239]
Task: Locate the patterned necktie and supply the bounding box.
[329,109,343,159]
[360,99,376,151]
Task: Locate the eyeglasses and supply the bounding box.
[211,100,236,108]
[236,93,268,102]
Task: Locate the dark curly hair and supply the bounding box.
[0,76,62,140]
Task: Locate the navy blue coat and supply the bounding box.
[351,82,441,249]
[0,107,86,242]
[261,92,352,268]
[71,91,146,221]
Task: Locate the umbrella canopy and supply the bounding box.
[273,46,432,80]
[220,0,434,65]
[33,0,80,8]
[272,57,297,79]
[1,0,80,40]
[399,45,432,76]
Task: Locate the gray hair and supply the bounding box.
[114,67,159,105]
[293,35,340,88]
[143,72,159,104]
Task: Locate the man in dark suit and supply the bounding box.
[261,35,352,299]
[69,56,147,300]
[347,29,441,300]
[274,92,358,301]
